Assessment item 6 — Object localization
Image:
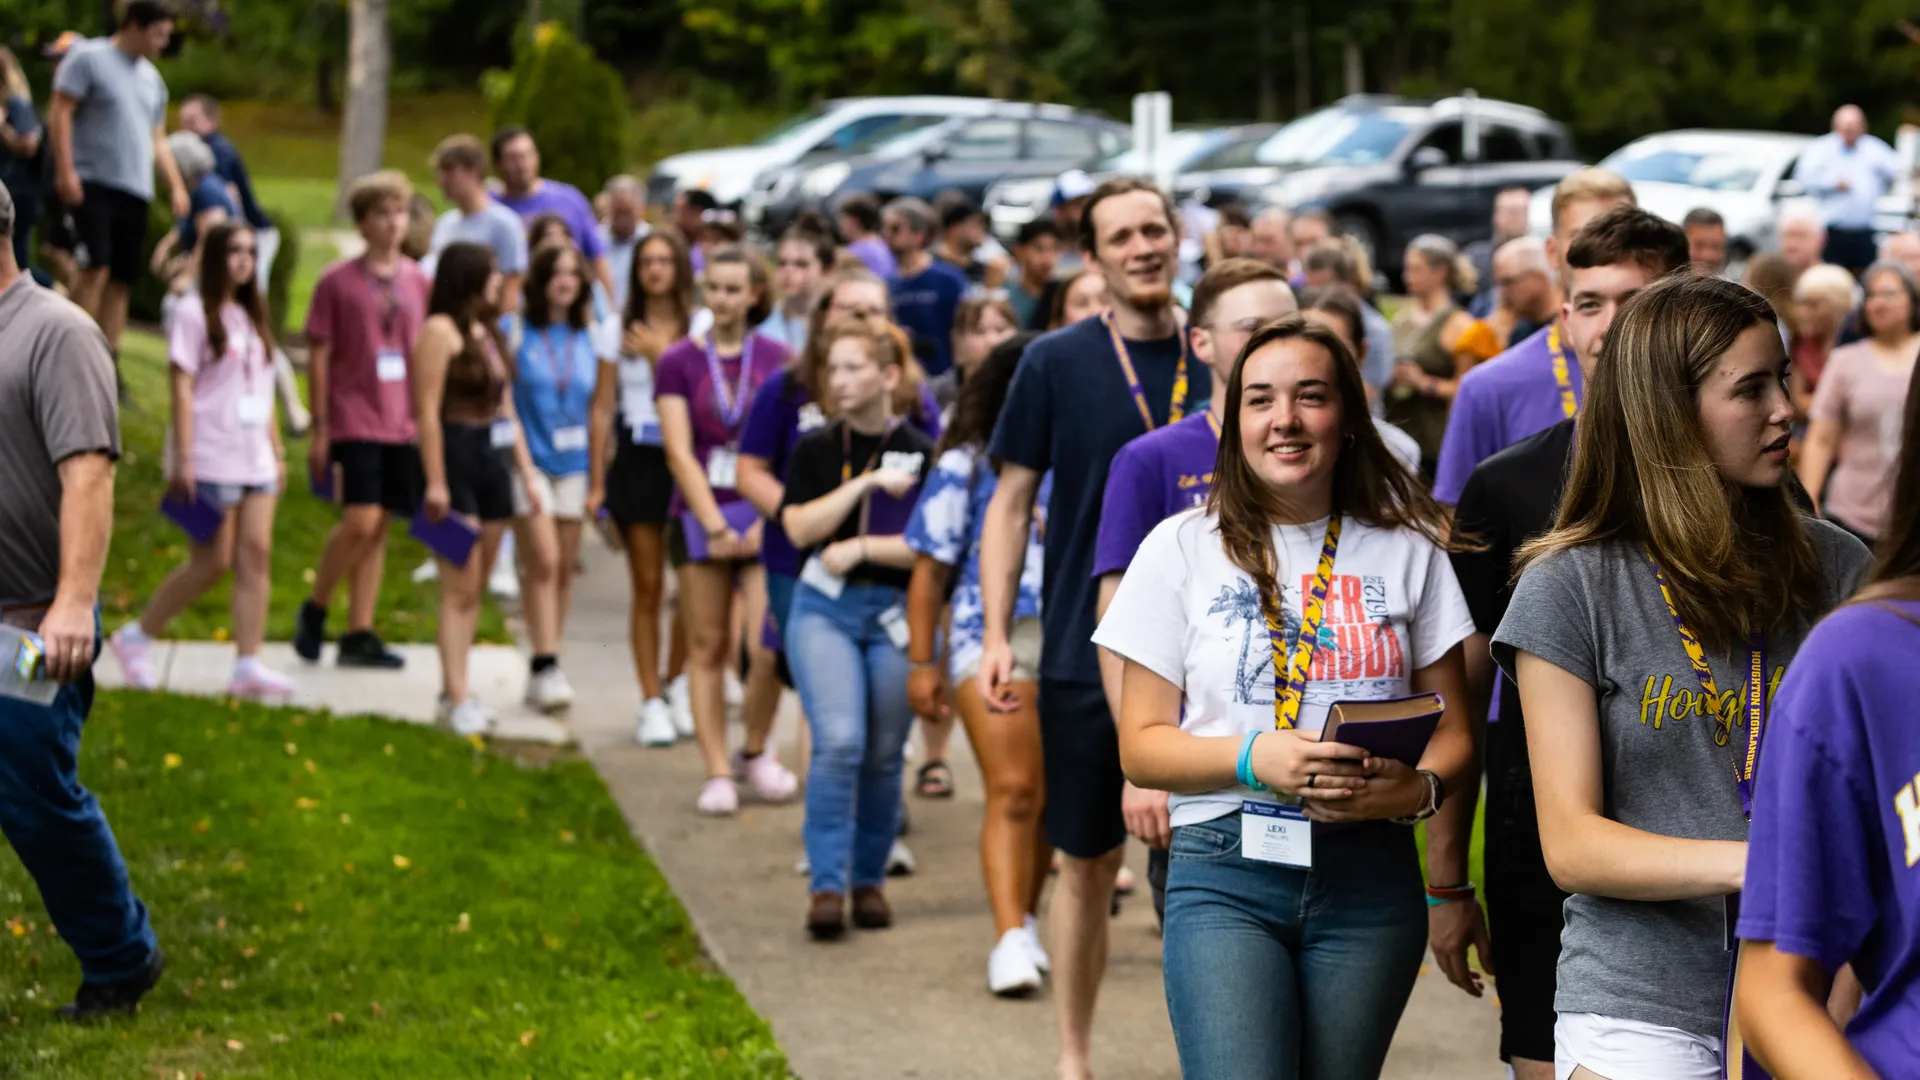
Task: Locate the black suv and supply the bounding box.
[1186,94,1579,284]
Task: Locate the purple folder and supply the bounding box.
[309,461,335,503]
[1319,693,1444,767]
[679,500,761,562]
[160,491,225,545]
[410,511,480,568]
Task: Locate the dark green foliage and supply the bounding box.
[484,23,627,193]
[264,206,299,335]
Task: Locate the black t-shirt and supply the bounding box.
[779,420,935,591]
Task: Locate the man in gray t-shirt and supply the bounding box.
[0,178,164,1019]
[47,1,187,368]
[427,132,529,310]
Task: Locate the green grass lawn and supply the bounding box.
[103,331,508,646]
[0,692,786,1078]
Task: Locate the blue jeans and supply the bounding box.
[787,581,914,896]
[1161,815,1427,1080]
[0,628,158,983]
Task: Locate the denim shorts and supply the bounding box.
[196,480,278,508]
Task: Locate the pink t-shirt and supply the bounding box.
[303,256,429,445]
[169,299,278,486]
[1810,339,1917,539]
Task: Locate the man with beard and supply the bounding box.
[979,177,1204,1080]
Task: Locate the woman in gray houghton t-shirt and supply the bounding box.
[1492,275,1871,1080]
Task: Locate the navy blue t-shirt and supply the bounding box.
[889,259,969,376]
[988,315,1207,684]
[204,131,271,230]
[178,173,238,250]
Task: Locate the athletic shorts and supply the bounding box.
[513,469,587,520]
[1485,750,1569,1064]
[195,479,278,509]
[1037,677,1126,859]
[1554,1012,1721,1080]
[605,435,674,527]
[442,422,515,523]
[954,617,1041,685]
[74,182,150,286]
[330,439,423,515]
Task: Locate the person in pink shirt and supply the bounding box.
[109,220,292,698]
[292,171,431,668]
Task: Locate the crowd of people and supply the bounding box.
[2,4,1918,1076]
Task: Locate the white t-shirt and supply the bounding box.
[1092,508,1475,827]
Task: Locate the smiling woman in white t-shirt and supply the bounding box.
[1093,315,1475,1079]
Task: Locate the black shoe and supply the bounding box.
[57,947,164,1022]
[336,630,404,669]
[293,600,327,663]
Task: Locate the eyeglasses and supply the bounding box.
[231,246,257,255]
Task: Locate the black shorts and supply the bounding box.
[74,182,150,285]
[1484,772,1568,1064]
[605,437,674,527]
[1037,678,1127,859]
[442,423,515,522]
[330,439,423,515]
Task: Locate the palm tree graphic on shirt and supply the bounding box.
[1211,579,1306,704]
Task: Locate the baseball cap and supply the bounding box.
[43,31,81,57]
[1052,169,1097,207]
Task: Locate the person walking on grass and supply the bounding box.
[293,171,430,669]
[110,221,293,700]
[0,177,164,1020]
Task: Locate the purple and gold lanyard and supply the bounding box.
[1646,553,1768,820]
[703,333,757,434]
[1103,310,1188,432]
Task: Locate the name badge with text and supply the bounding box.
[235,394,271,427]
[878,604,910,650]
[376,349,407,383]
[552,425,588,453]
[1240,800,1312,868]
[799,553,845,600]
[490,419,518,450]
[707,448,739,491]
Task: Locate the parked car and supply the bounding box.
[1217,94,1580,284]
[647,96,1002,209]
[744,114,963,234]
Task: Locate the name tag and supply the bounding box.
[490,419,517,449]
[1240,800,1312,868]
[552,425,588,453]
[707,448,739,491]
[376,349,407,383]
[235,393,271,427]
[878,604,910,650]
[880,451,925,477]
[798,403,827,433]
[628,419,662,446]
[799,553,844,600]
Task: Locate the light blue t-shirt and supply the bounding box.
[904,446,1048,682]
[504,315,600,478]
[427,203,530,277]
[51,38,167,201]
[756,308,810,357]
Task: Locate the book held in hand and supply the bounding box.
[1319,692,1444,767]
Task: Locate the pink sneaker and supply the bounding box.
[696,776,740,817]
[733,749,799,803]
[228,665,296,701]
[108,627,158,690]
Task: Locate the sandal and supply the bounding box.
[914,760,955,799]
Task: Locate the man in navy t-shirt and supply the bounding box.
[883,196,969,377]
[979,177,1205,1080]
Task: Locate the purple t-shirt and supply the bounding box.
[1093,412,1220,578]
[1738,598,1920,1077]
[738,367,944,576]
[1431,324,1583,505]
[493,180,606,261]
[848,236,897,278]
[653,333,788,513]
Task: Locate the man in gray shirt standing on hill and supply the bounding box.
[0,179,164,1021]
[47,0,189,381]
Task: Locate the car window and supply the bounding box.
[944,118,1023,162]
[840,115,950,155]
[753,102,837,147]
[1188,132,1272,171]
[1257,107,1415,167]
[821,114,915,153]
[1027,121,1101,161]
[1480,125,1533,163]
[1599,143,1771,192]
[1416,122,1463,165]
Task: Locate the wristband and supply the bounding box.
[1425,881,1476,907]
[908,659,939,672]
[1236,731,1268,792]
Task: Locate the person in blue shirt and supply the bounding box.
[883,196,969,377]
[149,131,232,306]
[1793,104,1902,274]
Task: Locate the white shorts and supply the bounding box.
[1555,1012,1721,1080]
[512,469,588,520]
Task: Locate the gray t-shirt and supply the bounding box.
[0,277,120,605]
[52,38,167,201]
[425,203,529,278]
[1491,521,1871,1036]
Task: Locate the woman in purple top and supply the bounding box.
[1735,361,1920,1080]
[655,245,799,817]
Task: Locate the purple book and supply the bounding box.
[1319,692,1444,767]
[679,501,761,563]
[410,511,480,568]
[160,491,225,545]
[309,461,336,503]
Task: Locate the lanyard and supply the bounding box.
[1548,322,1577,420]
[1266,515,1342,730]
[536,325,581,409]
[1645,553,1768,820]
[1205,410,1221,440]
[1104,310,1188,432]
[703,332,757,433]
[358,259,401,347]
[842,419,897,538]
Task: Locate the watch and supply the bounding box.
[1392,769,1444,825]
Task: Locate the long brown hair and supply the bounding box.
[1207,315,1454,624]
[199,221,274,363]
[523,239,592,330]
[1517,273,1825,651]
[1857,360,1920,603]
[624,227,695,336]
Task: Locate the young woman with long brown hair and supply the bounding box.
[1093,315,1475,1077]
[1494,274,1873,1079]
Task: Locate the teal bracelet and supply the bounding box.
[1236,731,1268,792]
[1424,893,1458,908]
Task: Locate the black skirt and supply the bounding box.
[605,433,674,527]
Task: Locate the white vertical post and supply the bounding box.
[1133,91,1174,194]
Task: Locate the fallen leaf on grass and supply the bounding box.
[382,744,394,756]
[557,830,575,844]
[303,759,317,774]
[642,1010,660,1022]
[225,1039,243,1051]
[163,754,182,769]
[294,798,318,810]
[6,917,28,937]
[370,1002,385,1017]
[269,1033,287,1044]
[240,947,257,959]
[212,628,230,643]
[328,1012,343,1026]
[192,819,210,833]
[467,734,485,751]
[301,568,316,584]
[391,855,411,870]
[450,912,470,933]
[338,812,352,825]
[284,743,297,756]
[291,714,307,726]
[518,1030,536,1048]
[342,863,354,875]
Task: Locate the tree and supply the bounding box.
[485,22,626,192]
[334,0,390,222]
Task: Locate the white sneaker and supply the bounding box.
[988,928,1044,996]
[886,838,917,877]
[449,698,492,737]
[635,698,677,747]
[794,853,810,876]
[724,668,745,708]
[410,559,438,584]
[1020,916,1051,974]
[666,674,694,738]
[525,667,574,713]
[487,562,520,601]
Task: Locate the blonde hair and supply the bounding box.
[0,46,29,105]
[1550,168,1636,234]
[1792,263,1855,309]
[347,170,414,223]
[1406,234,1478,295]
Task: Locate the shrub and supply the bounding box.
[484,22,627,193]
[263,207,301,335]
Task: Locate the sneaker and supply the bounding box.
[524,667,575,714]
[487,561,519,602]
[227,665,295,701]
[1022,915,1051,974]
[666,674,694,738]
[988,929,1044,997]
[850,885,892,930]
[292,600,327,663]
[794,853,811,876]
[724,668,745,708]
[635,699,677,747]
[1115,865,1137,895]
[449,698,492,737]
[56,947,164,1022]
[886,838,917,877]
[336,630,404,669]
[696,776,739,816]
[733,749,799,803]
[410,559,439,584]
[108,626,158,690]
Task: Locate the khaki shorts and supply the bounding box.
[956,616,1042,685]
[512,469,588,520]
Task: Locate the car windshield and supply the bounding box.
[752,102,838,147]
[1255,108,1412,167]
[1186,130,1276,171]
[1093,130,1234,174]
[1599,143,1773,192]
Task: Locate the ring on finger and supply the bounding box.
[1305,772,1317,791]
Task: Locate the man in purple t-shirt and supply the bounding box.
[489,126,612,297]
